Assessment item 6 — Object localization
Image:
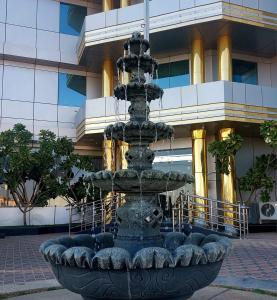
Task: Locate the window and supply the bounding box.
[153,148,193,216]
[58,73,86,107]
[232,59,258,85]
[60,3,87,36]
[154,60,190,89]
[153,148,192,175]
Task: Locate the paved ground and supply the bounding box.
[7,286,277,300]
[219,233,277,282]
[0,232,277,295]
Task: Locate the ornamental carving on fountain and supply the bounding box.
[40,32,232,300]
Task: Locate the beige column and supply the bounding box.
[120,0,129,8]
[103,140,116,171]
[219,128,237,227]
[192,129,208,222]
[218,35,232,81]
[103,139,116,224]
[191,38,205,84]
[103,0,113,11]
[102,59,114,97]
[118,141,129,170]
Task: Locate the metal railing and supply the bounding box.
[68,192,249,239]
[172,192,249,239]
[68,194,121,235]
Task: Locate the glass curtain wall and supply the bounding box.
[154,60,190,89]
[60,2,87,36]
[58,73,86,107]
[233,59,258,85]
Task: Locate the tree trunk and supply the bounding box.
[23,208,28,226]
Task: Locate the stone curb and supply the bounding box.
[213,276,277,294]
[1,277,277,298]
[0,280,61,298]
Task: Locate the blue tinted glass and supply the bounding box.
[170,60,190,87]
[170,74,190,87]
[154,78,170,89]
[154,60,190,88]
[58,73,86,107]
[232,59,258,85]
[60,3,87,36]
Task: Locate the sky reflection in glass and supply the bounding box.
[58,73,86,107]
[154,60,190,88]
[60,3,87,36]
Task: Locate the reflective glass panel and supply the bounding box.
[58,73,86,107]
[232,59,258,85]
[154,60,190,88]
[153,148,193,218]
[60,3,87,36]
[169,60,190,87]
[155,63,170,89]
[153,148,192,175]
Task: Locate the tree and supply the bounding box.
[0,124,97,225]
[238,154,277,204]
[238,121,277,205]
[208,133,243,175]
[208,121,277,206]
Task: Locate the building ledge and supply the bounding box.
[75,81,277,142]
[77,0,277,69]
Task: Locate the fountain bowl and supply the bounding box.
[40,232,232,300]
[50,262,221,300]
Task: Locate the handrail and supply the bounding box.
[68,191,249,239]
[68,194,121,235]
[173,192,249,239]
[184,192,249,209]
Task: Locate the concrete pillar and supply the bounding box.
[192,38,205,84]
[103,0,113,11]
[118,141,129,170]
[120,0,129,8]
[102,59,114,97]
[103,139,117,224]
[218,35,232,81]
[219,128,237,228]
[192,129,208,223]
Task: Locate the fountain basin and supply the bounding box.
[91,169,193,192]
[105,121,173,143]
[40,232,232,300]
[117,54,158,74]
[114,82,163,101]
[51,262,221,300]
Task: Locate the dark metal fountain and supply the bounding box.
[40,32,232,300]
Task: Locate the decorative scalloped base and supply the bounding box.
[51,262,222,300]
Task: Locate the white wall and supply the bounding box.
[0,207,70,226]
[0,0,98,66]
[270,56,277,87]
[87,74,102,99]
[0,60,86,139]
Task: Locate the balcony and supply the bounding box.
[77,0,277,71]
[75,81,277,141]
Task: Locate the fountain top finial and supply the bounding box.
[123,31,150,55]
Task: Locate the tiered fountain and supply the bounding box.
[40,32,232,300]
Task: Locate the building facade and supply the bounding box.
[0,0,277,223]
